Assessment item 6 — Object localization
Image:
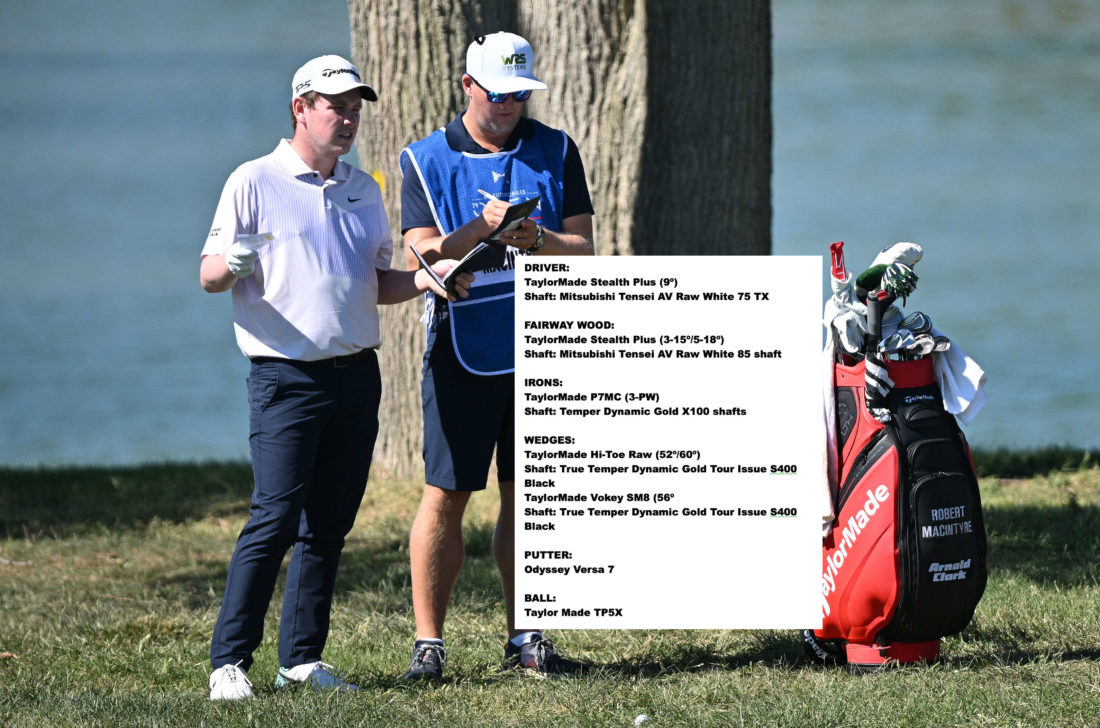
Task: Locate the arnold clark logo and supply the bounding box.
[928,559,971,582]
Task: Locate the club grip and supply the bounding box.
[866,293,881,347]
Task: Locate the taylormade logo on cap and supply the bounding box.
[291,55,378,102]
[466,32,548,94]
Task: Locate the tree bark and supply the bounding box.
[348,0,517,479]
[349,0,771,477]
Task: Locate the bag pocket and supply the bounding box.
[891,471,987,641]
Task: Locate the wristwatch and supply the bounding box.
[530,225,546,252]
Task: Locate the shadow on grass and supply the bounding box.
[585,626,1100,678]
[985,502,1100,586]
[9,461,1091,585]
[597,630,807,677]
[129,518,502,613]
[334,522,501,606]
[4,463,1098,672]
[0,461,254,539]
[956,621,1100,665]
[971,446,1095,478]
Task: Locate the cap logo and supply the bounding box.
[500,52,527,68]
[295,81,311,92]
[321,67,360,80]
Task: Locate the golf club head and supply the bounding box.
[908,334,935,358]
[880,332,903,354]
[901,310,932,335]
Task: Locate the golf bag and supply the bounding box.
[810,244,987,668]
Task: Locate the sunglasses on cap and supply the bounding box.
[469,77,532,103]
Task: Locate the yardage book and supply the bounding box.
[409,197,539,295]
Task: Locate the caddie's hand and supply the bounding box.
[225,241,260,278]
[479,198,511,237]
[501,217,538,250]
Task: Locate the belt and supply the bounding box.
[250,349,377,368]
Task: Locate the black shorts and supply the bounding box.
[421,321,514,490]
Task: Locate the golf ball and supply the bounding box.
[634,715,650,726]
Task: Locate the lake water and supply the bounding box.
[1,0,1097,466]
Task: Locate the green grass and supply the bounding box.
[1,460,1098,727]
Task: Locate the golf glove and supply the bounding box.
[225,241,260,278]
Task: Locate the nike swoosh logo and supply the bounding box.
[348,197,361,203]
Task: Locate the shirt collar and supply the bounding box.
[444,111,533,153]
[273,139,350,181]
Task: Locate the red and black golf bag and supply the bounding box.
[807,243,987,669]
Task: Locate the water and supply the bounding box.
[772,0,1100,450]
[1,0,1096,466]
[1,0,357,465]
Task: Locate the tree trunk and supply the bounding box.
[349,0,771,477]
[348,0,517,479]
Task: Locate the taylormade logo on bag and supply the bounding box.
[820,484,891,617]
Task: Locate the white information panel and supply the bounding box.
[514,256,825,629]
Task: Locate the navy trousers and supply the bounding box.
[211,353,380,671]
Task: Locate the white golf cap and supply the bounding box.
[465,32,547,94]
[291,55,377,102]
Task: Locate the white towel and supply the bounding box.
[822,295,868,355]
[821,341,839,536]
[931,328,988,425]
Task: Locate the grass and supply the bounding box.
[1,458,1098,727]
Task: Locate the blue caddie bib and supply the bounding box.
[402,120,566,375]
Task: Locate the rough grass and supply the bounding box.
[1,459,1097,727]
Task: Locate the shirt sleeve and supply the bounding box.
[399,150,438,234]
[201,169,254,257]
[561,135,594,220]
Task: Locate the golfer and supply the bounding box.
[398,32,594,680]
[200,54,470,700]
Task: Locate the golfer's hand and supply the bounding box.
[225,241,260,278]
[425,260,474,301]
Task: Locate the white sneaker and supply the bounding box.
[275,661,358,691]
[209,662,254,701]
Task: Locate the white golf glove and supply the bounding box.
[225,241,260,278]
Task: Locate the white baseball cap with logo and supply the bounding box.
[291,55,378,102]
[465,32,547,94]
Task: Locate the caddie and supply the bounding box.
[398,31,594,680]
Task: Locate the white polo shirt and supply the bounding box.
[203,140,393,360]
